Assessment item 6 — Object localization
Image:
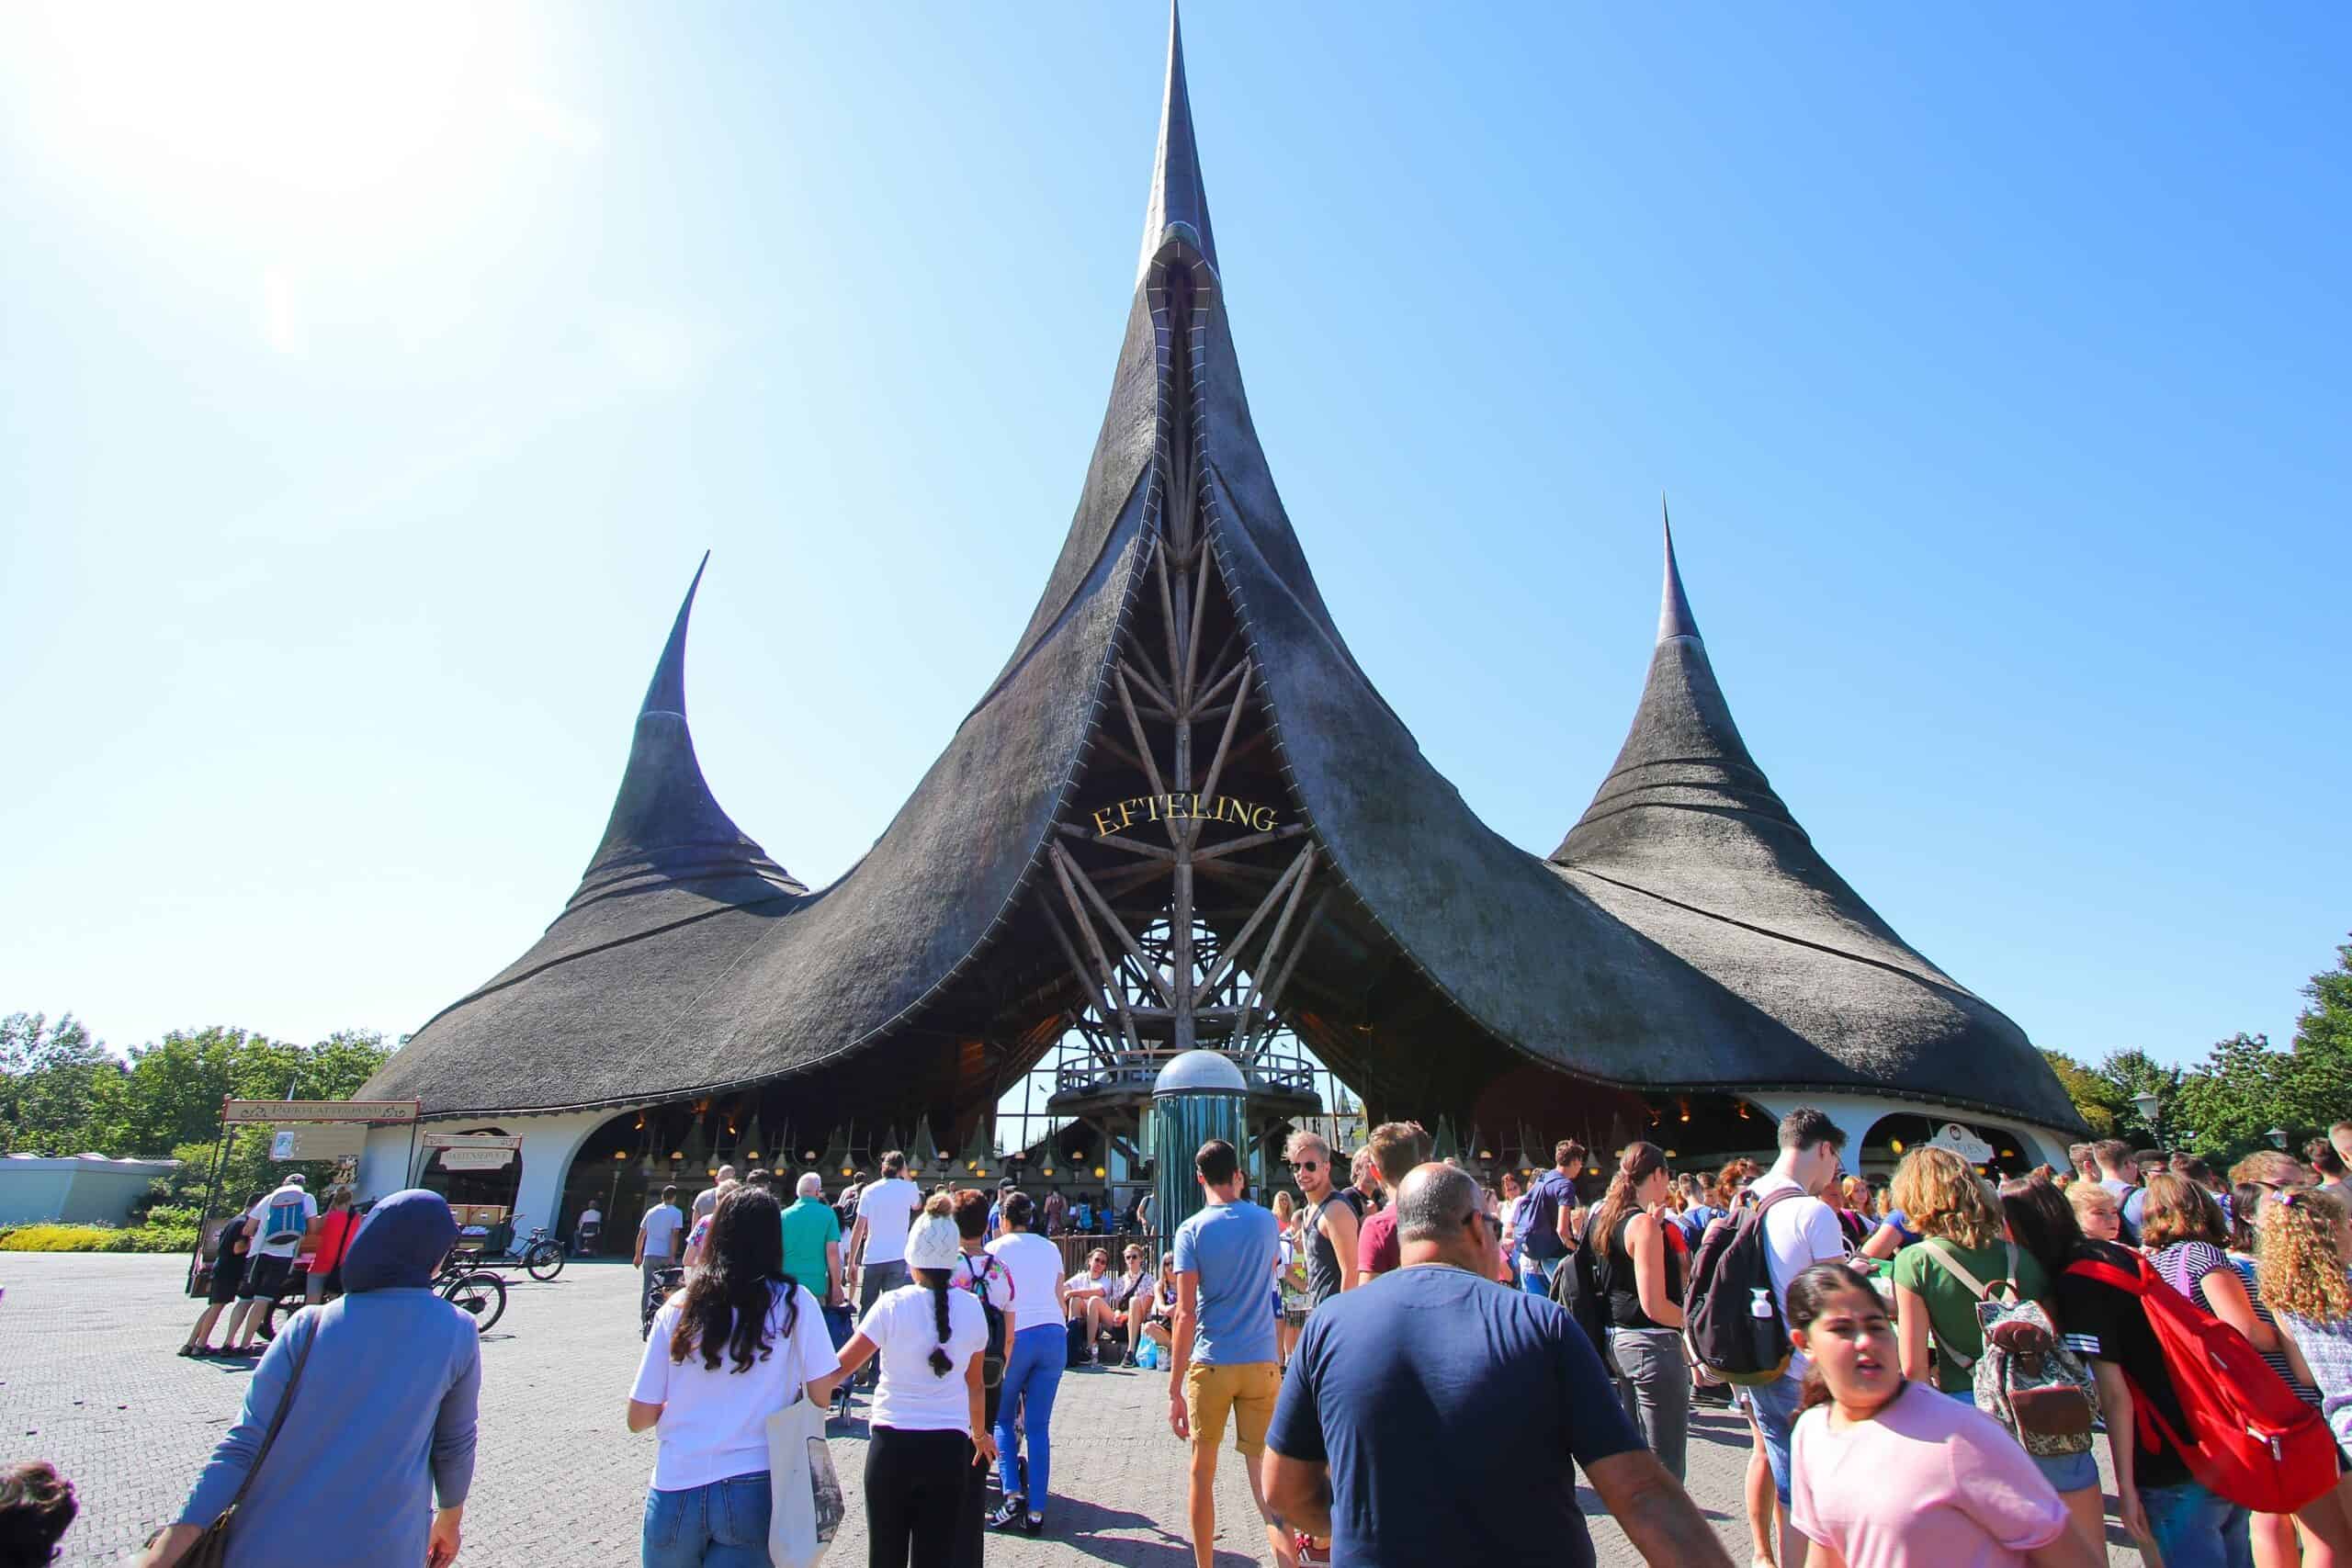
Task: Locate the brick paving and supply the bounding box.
[1,1253,2142,1564]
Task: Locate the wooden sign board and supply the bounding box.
[271,1124,369,1161]
[224,1099,419,1126]
[438,1147,515,1171]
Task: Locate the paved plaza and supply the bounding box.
[2,1253,2143,1564]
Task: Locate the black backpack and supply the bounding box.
[965,1257,1009,1387]
[1547,1210,1609,1356]
[1685,1187,1802,1386]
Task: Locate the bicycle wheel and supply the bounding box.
[262,1289,306,1340]
[442,1270,507,1334]
[524,1239,565,1282]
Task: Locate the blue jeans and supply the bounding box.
[2142,1478,2253,1568]
[642,1472,770,1568]
[1520,1254,1556,1293]
[995,1324,1066,1512]
[1735,1372,1804,1505]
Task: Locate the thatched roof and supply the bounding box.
[362,10,2078,1133]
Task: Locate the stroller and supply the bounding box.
[639,1266,685,1340]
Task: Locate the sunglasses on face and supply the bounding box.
[1290,1160,1320,1172]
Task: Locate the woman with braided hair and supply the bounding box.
[831,1194,995,1567]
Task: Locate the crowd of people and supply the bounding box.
[38,1112,2352,1567]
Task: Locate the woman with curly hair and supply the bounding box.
[628,1183,844,1568]
[1889,1147,2047,1397]
[2261,1190,2352,1455]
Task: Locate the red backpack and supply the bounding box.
[2065,1252,2336,1513]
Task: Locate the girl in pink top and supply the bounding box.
[1784,1261,2093,1568]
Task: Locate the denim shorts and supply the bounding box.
[1734,1372,1804,1505]
[2031,1448,2098,1494]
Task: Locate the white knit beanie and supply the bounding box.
[904,1209,962,1272]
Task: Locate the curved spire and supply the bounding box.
[640,550,708,718]
[1136,1,1217,283]
[1554,520,1794,862]
[571,555,802,909]
[1658,499,1700,643]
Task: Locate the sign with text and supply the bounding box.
[270,1124,368,1161]
[421,1133,523,1151]
[223,1099,419,1126]
[438,1147,516,1171]
[1088,793,1276,839]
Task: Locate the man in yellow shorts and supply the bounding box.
[1166,1137,1292,1568]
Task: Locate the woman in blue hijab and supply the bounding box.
[137,1190,483,1568]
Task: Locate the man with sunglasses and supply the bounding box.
[1263,1163,1732,1568]
[1284,1130,1361,1311]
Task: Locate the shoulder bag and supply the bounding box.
[182,1314,318,1568]
[765,1377,845,1568]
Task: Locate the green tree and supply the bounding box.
[2040,1048,2124,1138]
[2098,1048,2183,1148]
[0,1011,122,1155]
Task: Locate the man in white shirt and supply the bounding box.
[634,1184,686,1316]
[844,1151,922,1388]
[223,1173,319,1352]
[576,1204,603,1257]
[1736,1107,1848,1568]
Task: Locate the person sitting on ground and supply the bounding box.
[304,1186,359,1306]
[141,1190,481,1568]
[0,1461,78,1568]
[178,1191,264,1358]
[1783,1260,2092,1568]
[1353,1121,1431,1280]
[628,1183,842,1568]
[1264,1162,1732,1568]
[1108,1244,1156,1368]
[1064,1248,1119,1356]
[1141,1251,1180,1359]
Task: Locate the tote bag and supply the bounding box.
[763,1382,844,1568]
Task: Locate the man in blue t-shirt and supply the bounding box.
[1264,1163,1731,1568]
[1517,1138,1587,1292]
[1169,1137,1284,1568]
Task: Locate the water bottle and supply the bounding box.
[1138,1337,1158,1371]
[1749,1286,1773,1320]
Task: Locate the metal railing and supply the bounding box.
[1052,1044,1317,1100]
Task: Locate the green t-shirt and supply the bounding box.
[780,1195,841,1290]
[1891,1235,2048,1393]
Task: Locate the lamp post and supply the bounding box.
[2131,1089,2164,1150]
[2267,1127,2290,1151]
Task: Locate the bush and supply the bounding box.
[0,1221,198,1254]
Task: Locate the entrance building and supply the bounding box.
[357,11,2085,1247]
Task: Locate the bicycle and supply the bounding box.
[456,1213,566,1282]
[263,1254,508,1337]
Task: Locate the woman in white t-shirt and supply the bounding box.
[831,1195,993,1567]
[983,1192,1069,1535]
[628,1184,842,1568]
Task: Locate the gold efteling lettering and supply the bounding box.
[1090,794,1276,838]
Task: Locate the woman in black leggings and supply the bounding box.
[831,1195,996,1567]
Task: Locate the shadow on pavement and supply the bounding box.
[1042,1494,1260,1566]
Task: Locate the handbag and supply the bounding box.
[764,1380,844,1568]
[182,1313,317,1567]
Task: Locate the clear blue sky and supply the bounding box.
[3,4,2346,1077]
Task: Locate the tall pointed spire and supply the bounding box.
[1137,1,1217,282]
[640,550,708,718]
[1554,521,1794,862]
[1657,499,1700,643]
[571,556,801,908]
